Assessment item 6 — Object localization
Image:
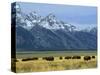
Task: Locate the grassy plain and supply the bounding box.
[12,51,97,73]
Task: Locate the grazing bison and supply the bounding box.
[65,56,71,59]
[59,56,63,60]
[72,56,81,59]
[92,56,95,59]
[84,56,91,61]
[42,56,54,61]
[22,57,38,61]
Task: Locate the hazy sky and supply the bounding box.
[16,2,97,29]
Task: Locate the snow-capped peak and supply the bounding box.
[47,13,56,20]
[15,9,77,31]
[39,13,65,30]
[16,11,41,30]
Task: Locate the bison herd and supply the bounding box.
[15,55,96,62]
[22,57,38,61]
[65,56,81,59]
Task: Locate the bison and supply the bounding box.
[72,56,81,59]
[42,56,54,61]
[59,56,63,60]
[84,56,91,61]
[22,57,38,61]
[92,56,95,59]
[65,56,71,59]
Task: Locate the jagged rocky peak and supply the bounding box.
[29,11,42,23]
[39,13,65,30]
[47,13,56,20]
[29,11,39,20]
[45,13,59,24]
[15,8,77,31]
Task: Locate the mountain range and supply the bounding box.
[11,5,97,51]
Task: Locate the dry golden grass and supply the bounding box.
[12,56,97,73]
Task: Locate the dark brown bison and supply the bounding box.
[59,56,63,60]
[22,57,38,61]
[84,56,91,61]
[72,56,81,59]
[42,56,54,61]
[65,56,71,59]
[92,56,95,59]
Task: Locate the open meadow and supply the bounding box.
[11,51,97,73]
